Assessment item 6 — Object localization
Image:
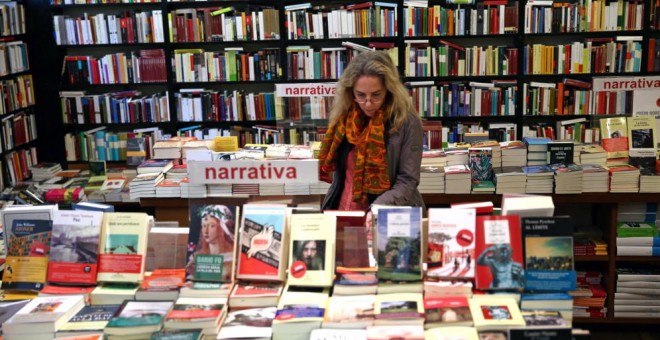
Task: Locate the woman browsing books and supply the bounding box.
[318,51,425,227]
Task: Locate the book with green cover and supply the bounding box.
[105,300,173,336]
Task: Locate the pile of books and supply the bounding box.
[614,268,660,318]
[551,163,583,194]
[581,164,609,192]
[523,165,554,193]
[608,164,641,193]
[418,166,445,194]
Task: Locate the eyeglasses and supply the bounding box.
[353,92,386,104]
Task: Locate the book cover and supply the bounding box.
[376,207,423,282]
[627,115,657,171]
[424,296,473,328]
[475,215,525,291]
[4,219,53,290]
[47,210,103,285]
[56,304,120,336]
[287,213,336,287]
[0,300,30,333]
[186,204,239,283]
[322,294,375,328]
[236,204,288,281]
[468,147,494,182]
[468,296,525,331]
[3,295,86,334]
[97,212,150,283]
[426,208,477,280]
[373,292,425,325]
[217,307,276,340]
[323,210,368,268]
[546,141,574,165]
[521,217,576,291]
[600,117,629,159]
[105,300,174,335]
[164,297,227,326]
[0,205,58,273]
[229,281,283,308]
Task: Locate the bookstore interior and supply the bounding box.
[0,0,658,339]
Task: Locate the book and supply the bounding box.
[475,215,525,291]
[546,141,574,165]
[332,268,378,295]
[104,300,174,337]
[47,210,104,285]
[424,296,473,328]
[145,226,189,272]
[217,307,276,340]
[373,292,425,326]
[323,210,369,268]
[468,295,525,331]
[424,327,479,340]
[426,208,477,280]
[236,204,288,281]
[627,115,658,171]
[228,281,283,309]
[375,206,423,282]
[322,294,376,329]
[137,158,175,175]
[4,219,53,290]
[89,283,139,305]
[0,205,58,273]
[310,328,368,340]
[186,204,240,283]
[501,193,555,217]
[508,310,571,339]
[0,300,30,333]
[2,295,86,335]
[163,297,228,333]
[522,217,577,291]
[272,286,330,340]
[56,304,121,338]
[600,117,629,159]
[179,282,233,299]
[135,268,186,301]
[71,202,115,212]
[97,212,151,283]
[287,213,336,287]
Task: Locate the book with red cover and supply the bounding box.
[323,210,367,268]
[475,215,525,291]
[47,210,103,286]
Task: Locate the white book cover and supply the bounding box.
[287,213,336,287]
[426,208,477,279]
[3,295,85,334]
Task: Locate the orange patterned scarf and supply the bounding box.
[318,104,390,205]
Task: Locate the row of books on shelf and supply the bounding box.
[60,91,170,125]
[52,9,165,46]
[170,7,281,42]
[172,48,281,83]
[0,74,35,116]
[0,2,25,37]
[403,2,519,37]
[1,111,37,153]
[284,2,399,40]
[0,40,29,77]
[62,49,166,85]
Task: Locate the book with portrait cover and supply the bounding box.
[97,212,150,283]
[186,204,240,283]
[47,210,104,286]
[236,204,288,282]
[4,219,53,290]
[287,213,336,287]
[376,206,423,282]
[426,208,477,280]
[475,215,525,291]
[521,216,576,291]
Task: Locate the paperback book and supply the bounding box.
[4,219,53,290]
[475,215,525,291]
[426,208,477,280]
[236,204,288,281]
[97,212,150,283]
[376,206,423,282]
[287,213,336,287]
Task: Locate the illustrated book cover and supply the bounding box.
[426,208,477,280]
[236,204,288,281]
[475,215,525,291]
[97,212,150,283]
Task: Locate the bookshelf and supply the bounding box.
[0,1,40,188]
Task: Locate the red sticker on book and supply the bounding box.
[290,260,307,278]
[456,229,474,247]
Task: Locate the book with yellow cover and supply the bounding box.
[287,214,336,287]
[97,213,150,283]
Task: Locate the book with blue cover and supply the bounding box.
[375,206,423,282]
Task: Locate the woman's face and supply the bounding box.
[201,215,221,245]
[353,75,386,118]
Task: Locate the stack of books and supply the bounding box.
[284,182,311,195]
[180,177,207,198]
[163,297,228,338]
[444,148,469,166]
[309,181,331,195]
[137,158,175,175]
[570,283,607,318]
[232,183,259,195]
[578,144,607,166]
[3,295,86,339]
[418,166,445,194]
[501,141,527,167]
[522,165,554,193]
[614,268,660,318]
[574,232,608,256]
[29,162,64,181]
[422,150,448,167]
[581,164,610,192]
[155,178,182,197]
[523,136,551,166]
[551,163,583,194]
[608,164,641,193]
[259,183,285,195]
[152,139,183,159]
[128,173,164,200]
[207,183,232,196]
[640,172,660,193]
[616,220,659,256]
[444,165,471,194]
[494,166,526,194]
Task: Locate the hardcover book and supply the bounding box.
[47,210,104,285]
[475,215,525,291]
[186,204,240,283]
[97,212,150,283]
[4,219,53,290]
[521,217,576,291]
[426,208,477,280]
[236,204,288,281]
[375,206,423,282]
[287,213,336,287]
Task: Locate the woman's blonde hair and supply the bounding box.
[329,51,419,132]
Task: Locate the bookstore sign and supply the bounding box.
[187,160,319,184]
